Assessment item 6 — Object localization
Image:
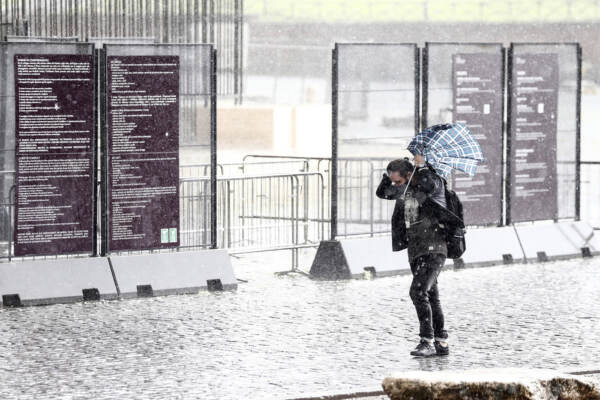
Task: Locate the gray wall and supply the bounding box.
[246,21,598,80]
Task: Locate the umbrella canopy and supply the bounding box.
[407,123,484,179]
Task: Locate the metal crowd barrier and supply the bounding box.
[180,171,327,272]
[0,164,329,274]
[236,156,599,237]
[337,158,393,237]
[180,159,311,178]
[0,158,597,272]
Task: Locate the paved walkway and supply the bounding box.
[0,252,599,399]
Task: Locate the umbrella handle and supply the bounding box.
[402,164,418,198]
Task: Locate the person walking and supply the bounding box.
[376,154,449,357]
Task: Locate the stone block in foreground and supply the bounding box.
[381,368,600,400]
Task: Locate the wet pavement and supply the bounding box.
[1,251,599,399]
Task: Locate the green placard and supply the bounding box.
[161,228,169,243]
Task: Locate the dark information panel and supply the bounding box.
[107,55,180,251]
[509,53,559,222]
[452,53,503,226]
[14,54,94,256]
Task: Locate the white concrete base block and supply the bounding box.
[554,221,600,256]
[310,221,599,280]
[341,236,411,278]
[108,249,237,298]
[0,257,117,306]
[450,226,526,268]
[310,227,524,280]
[310,237,411,280]
[514,221,599,261]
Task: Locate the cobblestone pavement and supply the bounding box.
[0,252,599,399]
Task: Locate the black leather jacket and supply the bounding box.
[376,166,448,259]
[375,174,407,251]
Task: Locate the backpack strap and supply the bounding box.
[425,163,449,186]
[421,163,465,228]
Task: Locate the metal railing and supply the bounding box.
[0,158,597,271]
[337,158,392,237]
[0,0,244,98]
[0,164,329,273]
[180,159,312,178]
[179,171,327,246]
[215,171,327,270]
[233,156,600,238]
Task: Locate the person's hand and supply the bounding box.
[381,173,392,185]
[414,154,426,167]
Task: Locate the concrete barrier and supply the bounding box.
[448,226,526,268]
[0,249,237,306]
[310,227,524,280]
[0,257,118,306]
[554,220,600,256]
[310,237,411,280]
[310,221,598,280]
[514,221,600,262]
[108,249,237,298]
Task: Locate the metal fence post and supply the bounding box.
[421,43,429,129]
[505,44,514,226]
[225,180,231,248]
[331,45,338,240]
[500,46,507,227]
[291,175,299,271]
[319,172,325,241]
[369,168,375,236]
[233,0,242,105]
[303,173,309,244]
[210,47,218,249]
[92,48,99,257]
[99,46,108,256]
[8,185,14,262]
[239,0,244,104]
[415,44,421,134]
[575,43,582,221]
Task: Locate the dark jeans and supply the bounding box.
[409,253,448,340]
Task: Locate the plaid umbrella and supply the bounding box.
[407,123,484,179]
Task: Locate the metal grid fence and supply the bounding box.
[0,0,243,98]
[0,162,329,273]
[332,42,582,238]
[0,158,595,270]
[332,43,420,239]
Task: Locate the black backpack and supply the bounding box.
[441,183,466,259]
[419,165,467,259]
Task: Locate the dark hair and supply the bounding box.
[386,158,413,177]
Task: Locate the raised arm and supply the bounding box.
[376,173,402,200]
